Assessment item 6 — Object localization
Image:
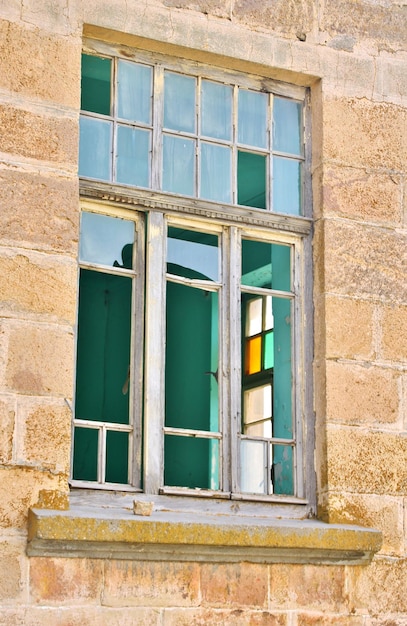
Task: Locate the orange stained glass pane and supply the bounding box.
[245,336,262,374]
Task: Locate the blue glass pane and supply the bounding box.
[117,60,152,123]
[116,125,150,187]
[162,135,195,196]
[273,157,302,215]
[201,80,232,140]
[238,89,268,149]
[80,212,134,268]
[273,97,302,156]
[79,116,112,180]
[81,54,111,116]
[164,72,196,133]
[167,227,219,282]
[201,143,231,203]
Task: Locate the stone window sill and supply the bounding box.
[27,491,382,565]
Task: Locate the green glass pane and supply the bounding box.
[165,282,219,432]
[238,89,267,148]
[272,443,294,495]
[81,54,111,115]
[105,430,129,484]
[237,151,266,209]
[80,212,134,268]
[116,125,150,188]
[201,80,232,140]
[75,270,132,425]
[117,60,152,123]
[164,72,196,133]
[167,227,219,281]
[264,331,274,369]
[164,435,219,490]
[162,135,195,196]
[272,297,292,440]
[201,143,231,204]
[273,157,302,215]
[241,240,291,291]
[79,116,112,180]
[273,97,302,156]
[73,427,98,481]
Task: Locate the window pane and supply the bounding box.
[79,116,112,180]
[165,282,219,432]
[246,297,262,337]
[81,54,111,115]
[240,439,267,494]
[245,336,261,375]
[237,151,266,209]
[164,72,196,133]
[238,89,268,148]
[264,331,274,369]
[201,143,231,204]
[117,60,152,123]
[273,97,302,155]
[244,384,272,428]
[241,240,291,291]
[116,125,150,188]
[80,212,134,268]
[162,135,195,196]
[167,227,219,282]
[272,298,293,440]
[164,435,219,490]
[272,443,294,495]
[105,430,129,484]
[73,427,98,481]
[201,80,232,140]
[273,157,302,215]
[75,270,132,425]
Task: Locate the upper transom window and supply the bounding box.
[79,49,305,215]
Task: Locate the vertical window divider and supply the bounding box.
[111,57,117,183]
[232,85,238,206]
[99,425,107,484]
[292,240,303,499]
[229,226,241,494]
[269,93,274,213]
[143,211,166,493]
[152,64,164,191]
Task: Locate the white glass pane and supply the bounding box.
[200,143,231,203]
[79,116,112,180]
[80,212,134,268]
[244,384,272,426]
[201,80,232,140]
[117,60,152,124]
[246,298,262,336]
[273,157,301,215]
[265,296,273,330]
[116,125,150,187]
[164,72,196,133]
[238,89,268,149]
[240,439,267,494]
[162,135,195,196]
[273,97,302,155]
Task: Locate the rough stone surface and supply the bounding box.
[0,395,15,464]
[380,304,407,363]
[30,557,104,604]
[233,0,315,38]
[162,608,287,625]
[324,296,374,361]
[348,557,407,616]
[200,562,267,608]
[163,0,231,19]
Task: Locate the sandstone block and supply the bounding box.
[326,427,407,495]
[0,539,25,603]
[0,167,79,253]
[380,304,407,363]
[0,104,78,168]
[323,98,407,171]
[163,608,287,626]
[163,0,231,19]
[12,607,161,626]
[324,296,374,360]
[102,561,200,607]
[322,219,407,304]
[321,166,402,226]
[0,395,15,464]
[268,564,346,612]
[233,0,315,39]
[375,57,407,108]
[0,0,20,21]
[324,493,404,557]
[0,251,77,323]
[321,0,407,47]
[347,557,407,615]
[0,19,80,107]
[200,562,267,608]
[16,398,71,473]
[295,615,364,626]
[0,466,67,529]
[30,557,103,605]
[5,322,74,396]
[21,0,80,36]
[326,361,400,426]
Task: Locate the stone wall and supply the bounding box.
[0,1,406,624]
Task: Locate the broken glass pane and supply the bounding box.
[272,443,294,495]
[237,151,267,209]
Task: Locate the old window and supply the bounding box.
[72,42,313,505]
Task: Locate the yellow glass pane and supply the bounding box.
[245,336,262,374]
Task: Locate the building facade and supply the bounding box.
[0,0,406,623]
